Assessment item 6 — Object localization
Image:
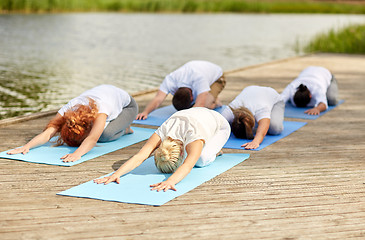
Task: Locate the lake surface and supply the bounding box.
[0,13,364,119]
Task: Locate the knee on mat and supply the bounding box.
[327,98,338,106]
[195,153,215,168]
[268,124,283,135]
[98,129,120,143]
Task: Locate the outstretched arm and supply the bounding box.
[136,90,167,120]
[150,139,204,191]
[242,118,270,150]
[61,113,107,162]
[305,102,326,115]
[94,133,162,184]
[7,114,61,155]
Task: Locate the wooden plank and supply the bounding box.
[0,53,365,239]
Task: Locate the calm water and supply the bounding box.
[0,13,364,119]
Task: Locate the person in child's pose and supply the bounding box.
[7,84,138,162]
[220,85,284,150]
[94,107,231,192]
[280,66,339,115]
[136,60,225,120]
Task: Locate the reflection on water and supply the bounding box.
[0,13,364,119]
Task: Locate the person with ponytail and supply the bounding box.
[281,66,339,115]
[220,85,285,150]
[94,107,230,192]
[7,85,138,162]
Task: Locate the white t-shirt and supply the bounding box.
[155,107,227,147]
[159,60,223,101]
[280,66,332,108]
[58,84,131,126]
[220,86,282,123]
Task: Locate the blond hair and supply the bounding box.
[154,137,184,173]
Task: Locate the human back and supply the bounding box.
[154,107,230,171]
[229,85,282,122]
[59,84,131,124]
[281,66,332,108]
[161,60,223,98]
[156,107,225,146]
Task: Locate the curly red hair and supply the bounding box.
[46,98,99,147]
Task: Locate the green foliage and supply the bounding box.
[305,24,365,54]
[1,0,365,14]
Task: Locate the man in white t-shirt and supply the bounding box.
[136,60,225,120]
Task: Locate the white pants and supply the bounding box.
[195,118,231,168]
[327,75,339,106]
[268,100,285,135]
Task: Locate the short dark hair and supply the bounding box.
[294,84,311,107]
[172,87,193,111]
[231,107,255,140]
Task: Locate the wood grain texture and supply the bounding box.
[0,53,364,240]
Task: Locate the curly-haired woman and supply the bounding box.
[7,85,138,162]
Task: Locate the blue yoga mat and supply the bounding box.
[0,127,155,166]
[133,105,224,127]
[223,121,307,151]
[57,153,249,206]
[284,100,344,120]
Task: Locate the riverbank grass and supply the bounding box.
[1,0,365,13]
[305,24,365,54]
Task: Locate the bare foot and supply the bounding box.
[214,98,223,108]
[210,98,222,109]
[216,150,223,156]
[125,126,134,134]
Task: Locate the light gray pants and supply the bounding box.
[98,96,138,142]
[268,100,285,135]
[327,75,339,106]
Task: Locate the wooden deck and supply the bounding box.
[0,53,364,239]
